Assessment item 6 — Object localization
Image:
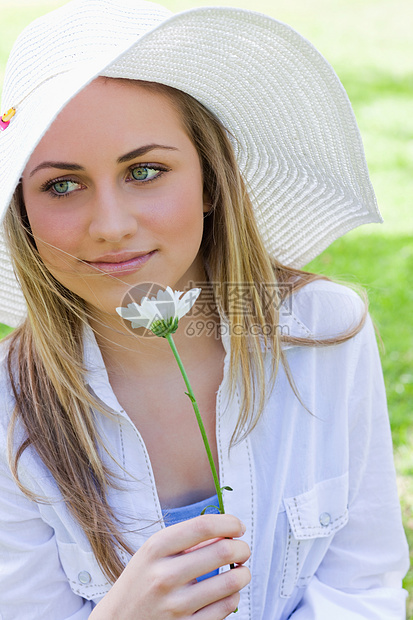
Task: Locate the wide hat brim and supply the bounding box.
[0,0,381,328]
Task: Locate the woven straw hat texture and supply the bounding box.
[0,0,381,327]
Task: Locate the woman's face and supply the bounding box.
[21,78,208,317]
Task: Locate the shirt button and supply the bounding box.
[319,512,331,527]
[78,571,92,584]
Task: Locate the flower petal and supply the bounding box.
[153,299,177,320]
[116,303,154,329]
[130,318,153,328]
[177,288,201,319]
[139,298,162,319]
[116,303,142,320]
[156,287,179,302]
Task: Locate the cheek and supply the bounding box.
[148,178,205,241]
[25,202,85,264]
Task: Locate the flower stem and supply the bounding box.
[165,332,237,603]
[165,333,225,514]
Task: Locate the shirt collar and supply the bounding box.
[82,291,310,406]
[82,324,127,416]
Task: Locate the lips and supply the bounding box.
[84,250,156,274]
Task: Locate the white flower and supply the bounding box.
[116,286,201,336]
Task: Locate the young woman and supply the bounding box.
[0,1,408,619]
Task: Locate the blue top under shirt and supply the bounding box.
[162,493,220,582]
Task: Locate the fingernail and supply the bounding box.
[240,521,246,534]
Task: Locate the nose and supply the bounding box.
[88,188,138,243]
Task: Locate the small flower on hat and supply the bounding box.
[0,108,16,131]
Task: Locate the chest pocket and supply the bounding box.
[57,540,112,601]
[280,472,349,598]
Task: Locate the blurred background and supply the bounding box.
[1,0,412,612]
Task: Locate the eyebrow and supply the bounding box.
[29,144,179,178]
[117,144,178,164]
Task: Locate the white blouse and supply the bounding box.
[0,280,409,619]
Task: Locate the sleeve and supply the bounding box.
[290,314,409,619]
[0,458,92,620]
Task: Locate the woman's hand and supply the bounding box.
[90,513,251,619]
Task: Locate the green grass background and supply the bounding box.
[1,0,412,612]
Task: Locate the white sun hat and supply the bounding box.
[0,0,381,328]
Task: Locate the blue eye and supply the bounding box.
[131,166,162,182]
[52,180,80,194]
[40,177,83,198]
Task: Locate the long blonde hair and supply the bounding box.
[3,79,366,582]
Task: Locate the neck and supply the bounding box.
[89,293,224,380]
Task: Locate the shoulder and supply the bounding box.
[285,279,366,341]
